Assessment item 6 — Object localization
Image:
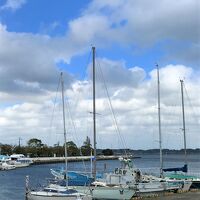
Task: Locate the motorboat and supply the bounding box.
[1,160,16,170]
[8,154,33,168]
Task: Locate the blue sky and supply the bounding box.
[0,0,199,148]
[0,0,90,34]
[1,0,196,78]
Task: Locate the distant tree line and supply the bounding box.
[0,136,114,157]
[110,148,200,155]
[2,139,198,158]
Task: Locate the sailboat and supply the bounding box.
[69,52,187,198]
[74,46,135,200]
[163,79,200,189]
[26,72,92,200]
[77,58,181,197]
[155,66,192,192]
[30,47,134,200]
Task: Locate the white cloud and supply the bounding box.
[0,23,76,98]
[88,58,146,88]
[0,63,199,149]
[0,0,26,11]
[85,0,199,43]
[68,14,110,46]
[0,0,199,149]
[66,0,200,67]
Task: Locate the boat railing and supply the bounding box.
[137,167,200,178]
[187,171,200,178]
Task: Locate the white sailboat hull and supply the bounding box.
[164,178,192,192]
[27,192,91,200]
[76,186,134,200]
[135,182,166,193]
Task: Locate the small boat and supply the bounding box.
[100,157,183,195]
[9,154,33,168]
[32,178,135,200]
[27,186,91,200]
[47,180,135,200]
[1,160,16,170]
[0,155,16,170]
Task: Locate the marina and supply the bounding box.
[0,55,199,199]
[0,153,199,200]
[0,50,199,199]
[0,1,199,199]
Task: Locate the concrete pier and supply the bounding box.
[31,155,138,164]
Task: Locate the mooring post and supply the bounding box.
[25,175,29,200]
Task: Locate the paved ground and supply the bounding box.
[133,190,200,200]
[140,190,200,200]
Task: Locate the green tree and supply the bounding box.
[102,148,113,156]
[27,138,43,148]
[39,145,52,157]
[26,138,45,157]
[13,146,26,155]
[65,141,79,156]
[53,145,64,157]
[1,144,13,155]
[80,136,93,156]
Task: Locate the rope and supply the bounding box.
[96,51,128,157]
[183,83,200,126]
[48,75,61,146]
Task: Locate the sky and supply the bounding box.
[0,0,199,150]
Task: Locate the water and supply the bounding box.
[0,153,199,200]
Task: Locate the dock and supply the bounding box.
[31,155,140,164]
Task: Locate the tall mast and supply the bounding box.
[61,72,68,187]
[92,46,97,180]
[180,80,187,166]
[19,137,22,147]
[156,64,163,177]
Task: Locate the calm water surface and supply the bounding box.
[0,153,199,200]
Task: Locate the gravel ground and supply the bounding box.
[137,190,200,200]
